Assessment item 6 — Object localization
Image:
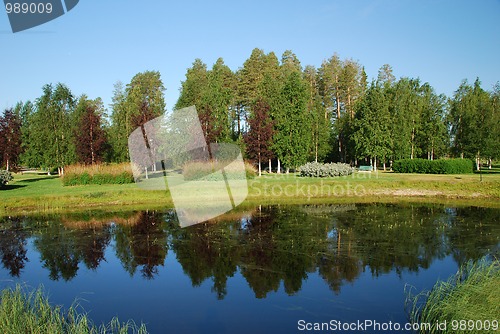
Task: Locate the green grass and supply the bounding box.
[0,285,148,334]
[408,258,500,334]
[1,169,499,215]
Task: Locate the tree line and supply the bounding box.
[1,48,498,174]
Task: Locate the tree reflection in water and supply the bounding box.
[0,204,498,299]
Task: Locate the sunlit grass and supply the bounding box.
[0,285,148,334]
[1,169,499,215]
[408,259,500,334]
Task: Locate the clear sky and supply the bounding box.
[1,0,499,113]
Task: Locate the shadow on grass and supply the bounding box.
[17,176,59,183]
[0,184,27,190]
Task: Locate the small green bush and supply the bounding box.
[0,170,13,187]
[393,159,473,174]
[298,162,355,177]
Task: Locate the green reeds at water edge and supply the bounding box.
[0,285,148,334]
[407,258,500,334]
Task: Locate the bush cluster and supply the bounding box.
[0,170,13,187]
[182,160,257,181]
[298,162,355,177]
[62,163,134,186]
[392,158,474,174]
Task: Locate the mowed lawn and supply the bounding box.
[1,168,500,215]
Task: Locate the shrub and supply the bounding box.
[182,160,256,181]
[62,164,134,186]
[298,162,355,177]
[393,159,473,174]
[0,170,13,188]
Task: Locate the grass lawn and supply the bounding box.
[1,169,499,216]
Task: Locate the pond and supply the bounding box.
[0,204,499,333]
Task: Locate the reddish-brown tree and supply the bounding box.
[75,104,107,165]
[0,108,22,171]
[244,99,275,176]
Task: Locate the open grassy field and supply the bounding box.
[1,168,499,215]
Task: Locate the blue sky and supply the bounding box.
[1,0,499,112]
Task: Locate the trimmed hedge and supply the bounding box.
[298,162,355,177]
[62,164,135,186]
[392,158,474,174]
[0,170,13,187]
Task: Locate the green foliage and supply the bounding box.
[0,170,13,187]
[393,158,473,174]
[408,259,499,334]
[272,71,311,170]
[62,164,134,186]
[298,162,355,177]
[109,72,166,163]
[0,284,148,333]
[449,79,500,161]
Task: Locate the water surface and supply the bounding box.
[0,204,498,333]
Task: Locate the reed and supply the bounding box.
[0,284,148,333]
[408,258,500,333]
[62,163,134,186]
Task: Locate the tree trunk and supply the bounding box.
[489,158,492,169]
[258,156,262,177]
[383,161,386,171]
[286,167,290,174]
[277,159,281,174]
[269,159,272,174]
[373,156,377,171]
[5,160,9,172]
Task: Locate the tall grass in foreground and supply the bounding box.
[408,258,500,333]
[0,285,148,333]
[62,164,134,186]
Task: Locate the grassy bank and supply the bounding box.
[1,169,499,215]
[0,285,147,334]
[408,259,500,334]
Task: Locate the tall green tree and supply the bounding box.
[353,82,392,170]
[29,83,76,174]
[389,78,422,160]
[449,79,499,167]
[416,84,448,160]
[304,65,330,162]
[109,81,129,162]
[110,71,166,163]
[273,72,310,172]
[175,59,208,110]
[199,58,234,143]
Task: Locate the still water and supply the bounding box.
[0,204,499,333]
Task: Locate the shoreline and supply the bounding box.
[1,172,499,216]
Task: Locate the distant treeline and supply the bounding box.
[0,48,498,174]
